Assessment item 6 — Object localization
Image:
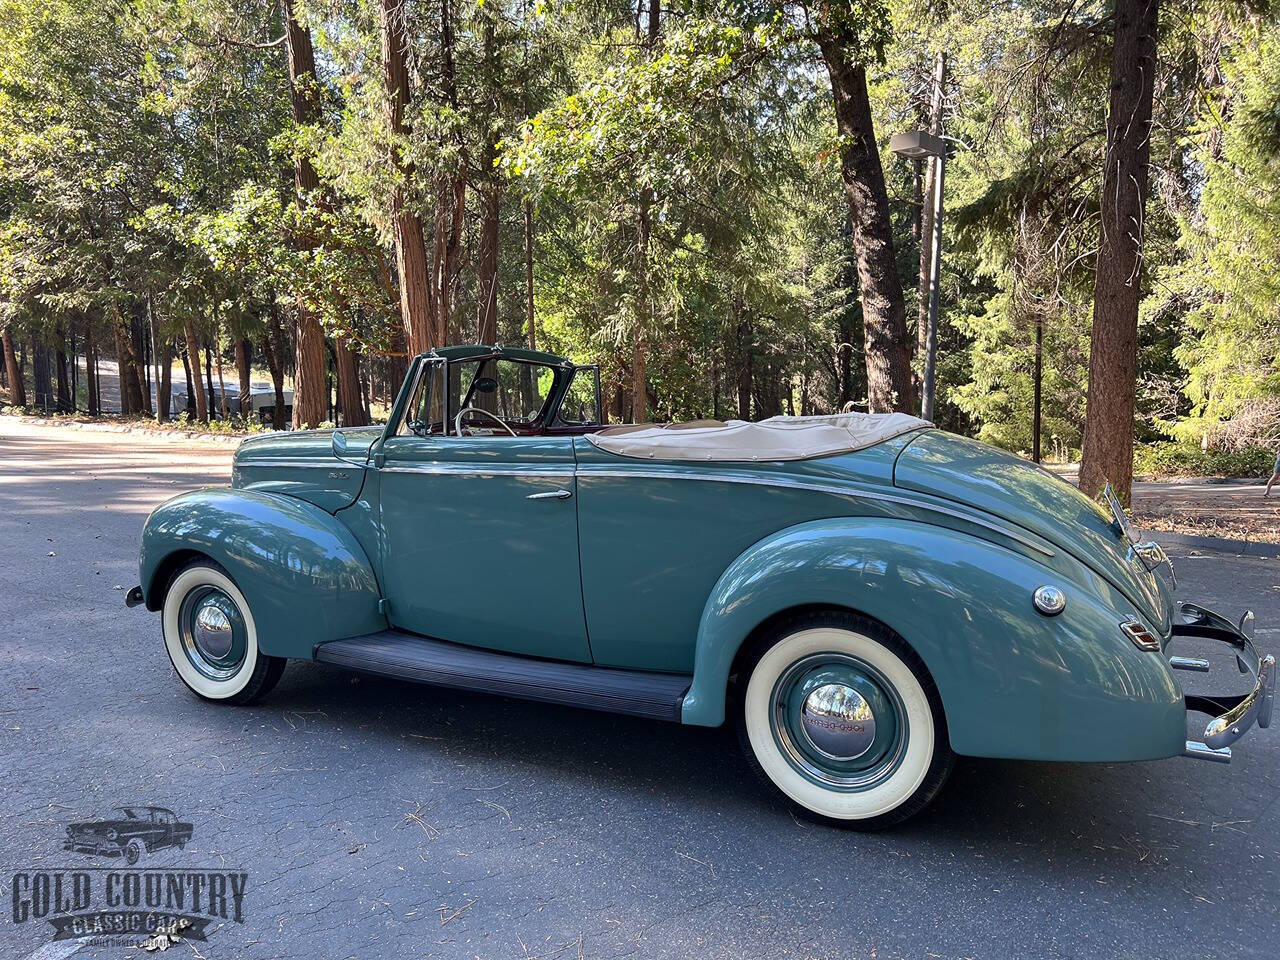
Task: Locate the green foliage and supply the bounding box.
[0,0,1277,443]
[1133,441,1276,479]
[1164,18,1280,429]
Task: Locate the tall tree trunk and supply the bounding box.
[284,0,329,429]
[524,198,537,350]
[55,326,70,412]
[85,319,99,416]
[816,35,914,414]
[235,337,252,419]
[180,346,195,415]
[335,339,368,426]
[132,303,152,416]
[183,320,208,423]
[204,342,216,419]
[214,337,229,421]
[261,307,287,430]
[433,0,465,347]
[737,310,753,420]
[476,13,501,346]
[113,309,145,415]
[1079,0,1160,504]
[157,338,172,422]
[32,339,53,412]
[4,325,26,408]
[381,0,435,354]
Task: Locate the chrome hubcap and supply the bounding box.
[770,653,907,791]
[194,604,234,661]
[800,683,877,761]
[178,586,248,681]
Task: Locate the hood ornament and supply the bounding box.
[1103,483,1177,588]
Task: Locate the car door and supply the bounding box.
[377,430,591,663]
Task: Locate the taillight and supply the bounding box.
[1121,618,1161,652]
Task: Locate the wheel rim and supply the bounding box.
[177,585,248,681]
[770,653,908,791]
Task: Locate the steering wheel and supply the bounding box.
[454,406,517,437]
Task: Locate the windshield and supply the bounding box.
[112,807,143,820]
[449,357,556,427]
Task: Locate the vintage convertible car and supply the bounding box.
[64,806,193,864]
[127,345,1275,827]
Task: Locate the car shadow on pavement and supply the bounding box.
[247,659,1210,886]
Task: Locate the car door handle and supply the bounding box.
[527,489,573,501]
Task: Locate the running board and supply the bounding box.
[314,630,691,722]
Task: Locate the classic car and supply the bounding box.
[171,382,295,425]
[64,806,193,864]
[127,344,1275,828]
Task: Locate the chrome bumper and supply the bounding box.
[1172,603,1275,762]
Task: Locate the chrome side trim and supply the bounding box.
[238,458,356,470]
[381,464,574,479]
[575,468,1056,557]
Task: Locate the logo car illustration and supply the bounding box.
[64,806,193,865]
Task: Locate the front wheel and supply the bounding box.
[124,839,144,866]
[738,612,953,829]
[162,560,285,705]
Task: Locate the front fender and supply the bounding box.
[140,488,385,658]
[681,518,1185,763]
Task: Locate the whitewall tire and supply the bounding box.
[739,612,953,829]
[161,560,285,704]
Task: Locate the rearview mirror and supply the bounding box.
[331,430,348,458]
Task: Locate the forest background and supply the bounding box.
[2,0,1278,501]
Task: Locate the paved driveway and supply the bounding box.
[1,417,1277,959]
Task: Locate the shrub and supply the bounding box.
[1132,441,1275,479]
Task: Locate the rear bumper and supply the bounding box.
[1171,602,1275,762]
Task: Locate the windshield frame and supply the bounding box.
[386,349,604,440]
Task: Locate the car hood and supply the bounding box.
[233,426,382,513]
[235,426,382,461]
[894,431,1171,633]
[66,820,129,834]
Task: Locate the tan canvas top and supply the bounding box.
[585,412,932,462]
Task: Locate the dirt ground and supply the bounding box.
[1047,463,1280,545]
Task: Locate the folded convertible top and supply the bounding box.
[584,412,933,462]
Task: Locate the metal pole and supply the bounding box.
[921,54,947,423]
[921,148,945,422]
[1033,314,1043,463]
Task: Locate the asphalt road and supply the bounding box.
[2,417,1278,960]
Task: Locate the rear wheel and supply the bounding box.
[738,611,953,829]
[162,560,285,705]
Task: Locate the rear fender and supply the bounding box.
[681,518,1185,763]
[140,488,385,658]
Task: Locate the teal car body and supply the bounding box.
[134,345,1273,777]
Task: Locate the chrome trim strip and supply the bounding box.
[575,467,1056,557]
[381,463,574,479]
[1183,740,1232,763]
[238,459,356,470]
[245,456,1054,556]
[1169,656,1210,673]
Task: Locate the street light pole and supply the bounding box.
[921,121,945,422]
[890,87,947,422]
